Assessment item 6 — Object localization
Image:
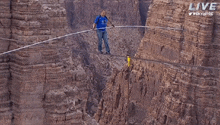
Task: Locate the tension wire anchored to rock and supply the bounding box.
[0,25,183,56]
[0,25,219,70]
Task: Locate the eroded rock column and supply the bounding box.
[96,0,220,125]
[0,0,11,125]
[9,0,68,124]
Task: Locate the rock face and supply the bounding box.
[95,0,220,125]
[9,0,68,124]
[0,0,151,125]
[4,0,219,125]
[0,0,11,125]
[139,0,152,26]
[65,0,144,57]
[64,0,147,119]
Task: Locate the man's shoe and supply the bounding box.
[106,52,111,55]
[99,51,103,54]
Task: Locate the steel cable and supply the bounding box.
[0,25,218,70]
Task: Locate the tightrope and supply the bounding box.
[0,29,93,56]
[115,26,183,31]
[0,25,218,70]
[71,48,220,70]
[0,25,183,56]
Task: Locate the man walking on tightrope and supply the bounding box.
[93,10,114,54]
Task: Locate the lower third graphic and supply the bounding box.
[189,12,214,16]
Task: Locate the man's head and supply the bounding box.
[101,10,106,17]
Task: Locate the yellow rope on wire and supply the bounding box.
[127,56,131,67]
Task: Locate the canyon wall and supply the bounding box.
[0,0,151,124]
[0,0,11,125]
[63,0,149,121]
[95,0,220,125]
[9,0,69,124]
[65,0,144,58]
[2,0,220,125]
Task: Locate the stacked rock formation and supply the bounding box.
[95,0,220,125]
[9,0,69,124]
[0,0,11,125]
[0,0,152,124]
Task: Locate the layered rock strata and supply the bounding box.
[66,0,143,57]
[9,0,68,124]
[64,0,148,118]
[96,0,220,125]
[0,0,11,125]
[0,0,152,124]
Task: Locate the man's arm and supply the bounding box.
[93,16,99,30]
[93,23,96,29]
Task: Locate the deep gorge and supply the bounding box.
[0,0,220,125]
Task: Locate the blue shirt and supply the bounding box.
[94,16,108,31]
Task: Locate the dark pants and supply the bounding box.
[97,30,110,53]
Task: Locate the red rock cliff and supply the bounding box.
[0,0,151,125]
[95,0,220,125]
[0,0,11,124]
